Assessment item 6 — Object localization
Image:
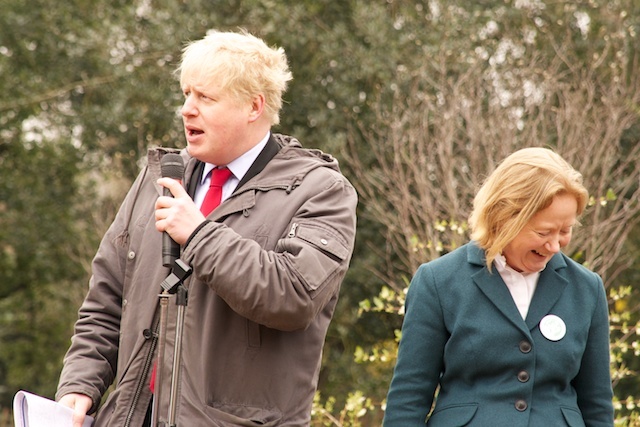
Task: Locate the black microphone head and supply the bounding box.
[160,153,184,268]
[161,153,184,180]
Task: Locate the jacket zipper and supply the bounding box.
[124,323,158,427]
[288,223,299,238]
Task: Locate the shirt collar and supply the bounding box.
[200,132,270,184]
[494,253,543,278]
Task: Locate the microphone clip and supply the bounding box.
[161,258,193,295]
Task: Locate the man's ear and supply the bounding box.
[248,93,266,123]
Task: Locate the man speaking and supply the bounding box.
[57,29,358,427]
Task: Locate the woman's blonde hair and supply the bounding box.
[469,147,589,270]
[177,29,293,126]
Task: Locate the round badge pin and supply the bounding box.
[539,314,566,341]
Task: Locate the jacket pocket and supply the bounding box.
[282,222,350,295]
[560,406,586,427]
[204,402,283,426]
[427,403,478,426]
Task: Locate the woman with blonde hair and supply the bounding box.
[384,147,613,426]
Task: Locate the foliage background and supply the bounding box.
[1,0,639,425]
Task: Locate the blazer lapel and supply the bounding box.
[524,253,569,331]
[469,245,530,335]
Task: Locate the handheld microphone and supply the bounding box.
[160,153,185,268]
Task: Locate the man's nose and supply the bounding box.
[181,96,198,116]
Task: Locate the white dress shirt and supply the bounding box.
[193,132,270,209]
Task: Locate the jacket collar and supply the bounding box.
[235,134,281,190]
[147,134,341,221]
[468,242,569,335]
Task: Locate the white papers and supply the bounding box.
[13,390,94,427]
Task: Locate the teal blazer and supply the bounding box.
[383,242,613,427]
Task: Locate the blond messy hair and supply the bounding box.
[469,147,588,270]
[177,29,293,126]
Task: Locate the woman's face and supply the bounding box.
[502,193,578,274]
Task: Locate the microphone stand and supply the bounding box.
[152,259,192,427]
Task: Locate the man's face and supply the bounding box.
[180,79,256,165]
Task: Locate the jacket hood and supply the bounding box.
[268,132,343,179]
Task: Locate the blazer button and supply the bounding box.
[519,340,532,353]
[517,370,530,382]
[515,399,528,411]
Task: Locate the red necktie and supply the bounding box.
[200,167,233,216]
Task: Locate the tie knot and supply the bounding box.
[209,167,233,187]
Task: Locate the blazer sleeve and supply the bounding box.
[572,273,614,427]
[383,264,447,426]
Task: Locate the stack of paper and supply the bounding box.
[13,390,94,427]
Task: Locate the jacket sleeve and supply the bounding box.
[383,264,446,426]
[573,273,614,427]
[181,169,357,331]
[55,170,146,412]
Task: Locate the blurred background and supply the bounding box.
[1,0,639,425]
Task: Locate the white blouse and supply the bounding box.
[494,254,541,320]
